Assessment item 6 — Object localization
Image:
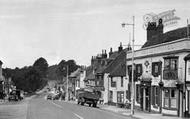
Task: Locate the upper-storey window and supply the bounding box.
[152,62,162,77]
[164,57,178,70]
[163,57,178,80]
[136,64,143,77]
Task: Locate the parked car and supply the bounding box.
[77,88,99,107]
[46,93,54,100]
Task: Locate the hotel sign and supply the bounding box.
[143,9,180,29]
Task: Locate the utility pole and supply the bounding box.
[122,16,135,115]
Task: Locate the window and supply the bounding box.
[117,91,124,103]
[151,86,160,107]
[136,84,141,103]
[152,62,162,77]
[164,57,178,70]
[128,65,132,82]
[164,89,177,109]
[126,84,131,101]
[136,64,143,77]
[111,77,116,87]
[121,77,123,87]
[109,91,113,102]
[163,57,178,79]
[188,62,190,75]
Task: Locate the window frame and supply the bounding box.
[117,91,124,103]
[121,76,123,87]
[163,88,177,109]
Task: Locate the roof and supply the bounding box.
[84,66,95,81]
[104,50,126,77]
[142,26,190,48]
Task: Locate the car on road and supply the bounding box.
[77,88,99,107]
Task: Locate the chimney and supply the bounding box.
[105,50,107,58]
[157,19,164,35]
[147,22,157,41]
[109,47,113,58]
[118,42,123,52]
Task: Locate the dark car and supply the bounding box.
[47,93,53,100]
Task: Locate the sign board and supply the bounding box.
[143,9,180,29]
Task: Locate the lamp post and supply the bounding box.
[122,16,135,115]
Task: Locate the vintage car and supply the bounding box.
[77,88,99,107]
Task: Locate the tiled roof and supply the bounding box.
[142,26,190,48]
[84,66,95,81]
[103,50,126,77]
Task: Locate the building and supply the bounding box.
[103,45,131,106]
[126,19,190,117]
[183,54,190,117]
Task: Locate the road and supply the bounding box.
[0,93,134,119]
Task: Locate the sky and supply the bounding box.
[0,0,190,68]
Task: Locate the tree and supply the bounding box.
[33,57,48,78]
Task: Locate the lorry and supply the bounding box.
[77,88,99,107]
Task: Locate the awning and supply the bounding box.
[139,72,153,82]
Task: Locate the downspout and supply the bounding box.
[184,58,187,117]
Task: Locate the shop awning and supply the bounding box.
[139,72,153,82]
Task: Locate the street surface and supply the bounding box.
[0,93,134,119]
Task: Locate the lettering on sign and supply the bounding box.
[143,9,180,29]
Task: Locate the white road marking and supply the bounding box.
[51,101,84,119]
[73,113,84,119]
[51,101,63,109]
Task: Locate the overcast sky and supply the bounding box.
[0,0,190,68]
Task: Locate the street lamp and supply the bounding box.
[122,16,135,115]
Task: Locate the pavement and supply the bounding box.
[98,104,188,119]
[0,92,188,119]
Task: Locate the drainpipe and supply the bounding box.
[184,58,187,117]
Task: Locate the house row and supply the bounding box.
[70,19,190,118]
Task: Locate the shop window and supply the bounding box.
[164,89,177,109]
[117,91,124,103]
[151,86,160,107]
